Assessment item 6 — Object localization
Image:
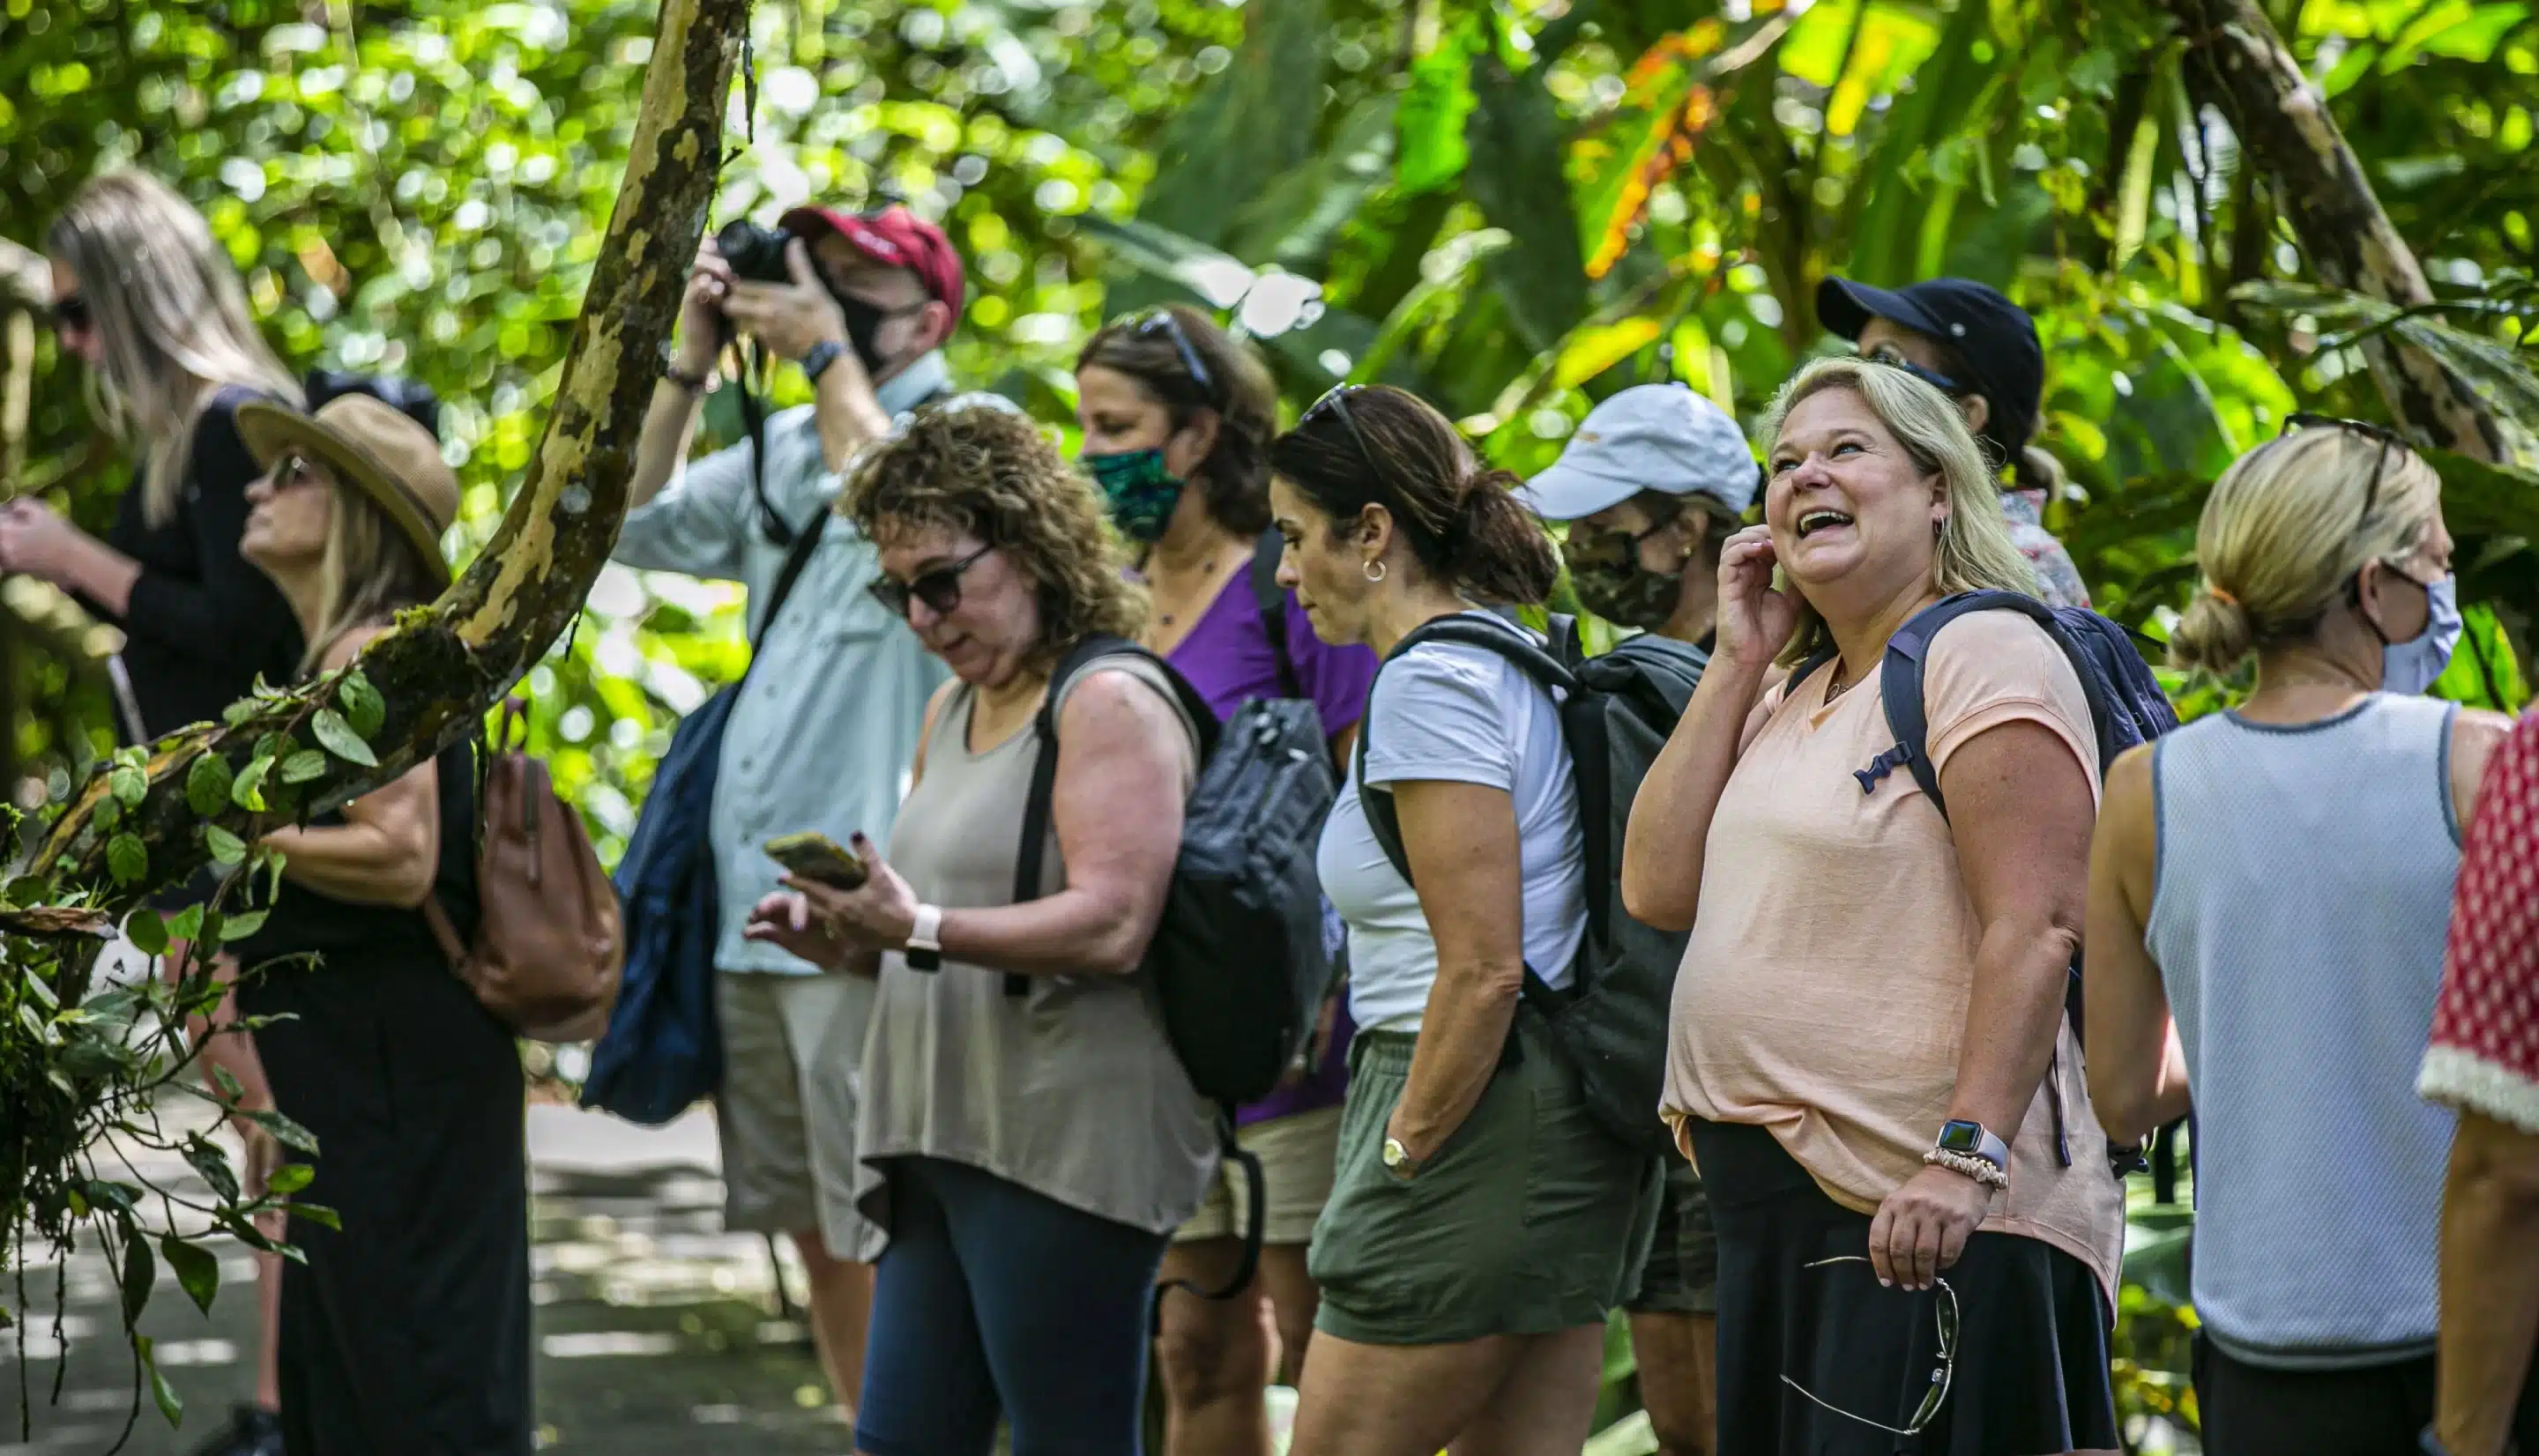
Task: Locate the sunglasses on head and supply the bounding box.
[2281,412,2413,530]
[1300,383,1382,478]
[1861,343,1963,395]
[1130,310,1214,397]
[48,294,92,335]
[866,543,994,620]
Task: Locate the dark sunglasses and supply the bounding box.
[48,294,92,334]
[1300,383,1382,478]
[866,544,993,620]
[1130,310,1214,396]
[1861,343,1963,395]
[1781,1256,1960,1436]
[2281,412,2412,530]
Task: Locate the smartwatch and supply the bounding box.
[1937,1118,2010,1171]
[800,339,845,384]
[905,903,944,972]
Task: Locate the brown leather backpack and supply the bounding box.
[424,702,624,1042]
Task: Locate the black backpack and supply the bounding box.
[1789,590,2182,1169]
[1006,635,1339,1293]
[1355,615,1705,1158]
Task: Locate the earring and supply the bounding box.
[1363,559,1387,583]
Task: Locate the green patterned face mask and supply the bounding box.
[1084,449,1184,544]
[1567,549,1686,631]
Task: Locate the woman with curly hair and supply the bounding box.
[744,400,1215,1456]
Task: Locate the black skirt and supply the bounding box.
[1687,1118,2119,1456]
[242,947,531,1455]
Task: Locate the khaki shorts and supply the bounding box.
[1310,1021,1662,1346]
[1174,1105,1344,1247]
[712,970,875,1258]
[1627,1157,1719,1315]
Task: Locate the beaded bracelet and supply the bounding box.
[1923,1146,2008,1190]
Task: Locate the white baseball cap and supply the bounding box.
[1514,383,1760,523]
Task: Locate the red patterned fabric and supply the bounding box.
[2421,709,2539,1133]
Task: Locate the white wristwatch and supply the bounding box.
[905,903,944,972]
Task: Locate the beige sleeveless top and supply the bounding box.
[852,653,1217,1244]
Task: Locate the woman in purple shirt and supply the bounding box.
[1076,306,1375,1456]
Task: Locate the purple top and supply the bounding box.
[1165,568,1378,1125]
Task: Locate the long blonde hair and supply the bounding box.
[303,475,443,672]
[1759,357,2040,664]
[2170,427,2441,672]
[47,172,302,527]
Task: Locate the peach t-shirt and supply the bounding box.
[1659,610,2126,1307]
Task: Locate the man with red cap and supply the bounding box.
[612,203,976,1424]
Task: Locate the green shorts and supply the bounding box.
[1627,1157,1718,1315]
[1308,1019,1662,1346]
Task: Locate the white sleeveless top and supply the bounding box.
[2146,695,2461,1368]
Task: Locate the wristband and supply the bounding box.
[905,903,944,972]
[1924,1147,2009,1190]
[663,362,711,393]
[800,339,845,384]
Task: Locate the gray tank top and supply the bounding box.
[2145,695,2461,1368]
[853,654,1217,1242]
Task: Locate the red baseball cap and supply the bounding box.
[780,204,965,323]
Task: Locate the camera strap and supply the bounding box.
[734,340,800,548]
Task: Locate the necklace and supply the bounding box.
[1147,556,1221,630]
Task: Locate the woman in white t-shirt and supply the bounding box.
[1264,384,1662,1456]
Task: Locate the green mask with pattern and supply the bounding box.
[1084,449,1184,545]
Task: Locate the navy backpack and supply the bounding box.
[1790,590,2181,1167]
[583,518,827,1125]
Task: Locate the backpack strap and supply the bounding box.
[1351,614,1580,888]
[748,510,830,658]
[1004,637,1217,998]
[1250,528,1305,701]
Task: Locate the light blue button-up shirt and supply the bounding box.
[614,355,957,974]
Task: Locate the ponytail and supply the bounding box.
[1442,471,1560,605]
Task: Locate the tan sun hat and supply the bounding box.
[233,393,458,586]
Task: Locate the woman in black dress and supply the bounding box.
[226,390,532,1456]
[10,170,309,1456]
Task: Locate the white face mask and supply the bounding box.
[2376,572,2463,696]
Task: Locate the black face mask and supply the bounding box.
[836,292,925,378]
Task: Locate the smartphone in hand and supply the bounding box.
[763,831,870,890]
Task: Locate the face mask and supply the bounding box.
[1084,449,1184,544]
[836,293,917,379]
[1567,531,1686,632]
[2376,572,2463,695]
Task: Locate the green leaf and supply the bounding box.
[110,764,148,806]
[5,873,49,907]
[265,1163,315,1195]
[219,910,270,942]
[121,1229,155,1329]
[289,1202,342,1230]
[310,709,377,768]
[246,1107,321,1155]
[95,796,122,831]
[108,834,147,885]
[279,750,328,784]
[222,698,260,726]
[160,1235,220,1317]
[205,824,248,866]
[1396,19,1480,195]
[187,754,235,816]
[123,910,169,958]
[183,1135,241,1203]
[168,904,206,941]
[232,756,272,813]
[339,669,386,738]
[140,1335,183,1427]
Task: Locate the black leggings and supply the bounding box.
[854,1156,1170,1456]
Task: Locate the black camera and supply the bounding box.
[715,219,795,284]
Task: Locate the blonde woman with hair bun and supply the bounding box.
[2086,419,2516,1450]
[1635,355,2124,1453]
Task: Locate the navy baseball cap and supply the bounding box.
[1816,276,2044,460]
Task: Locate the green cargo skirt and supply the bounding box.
[1308,1016,1663,1346]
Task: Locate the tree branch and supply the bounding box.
[26,0,749,947]
[2163,0,2515,460]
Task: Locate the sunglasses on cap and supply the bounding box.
[866,543,994,620]
[2280,412,2414,531]
[1860,342,1963,395]
[1299,383,1382,478]
[48,294,92,335]
[1129,310,1214,396]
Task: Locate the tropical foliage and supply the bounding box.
[5,0,2539,1444]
